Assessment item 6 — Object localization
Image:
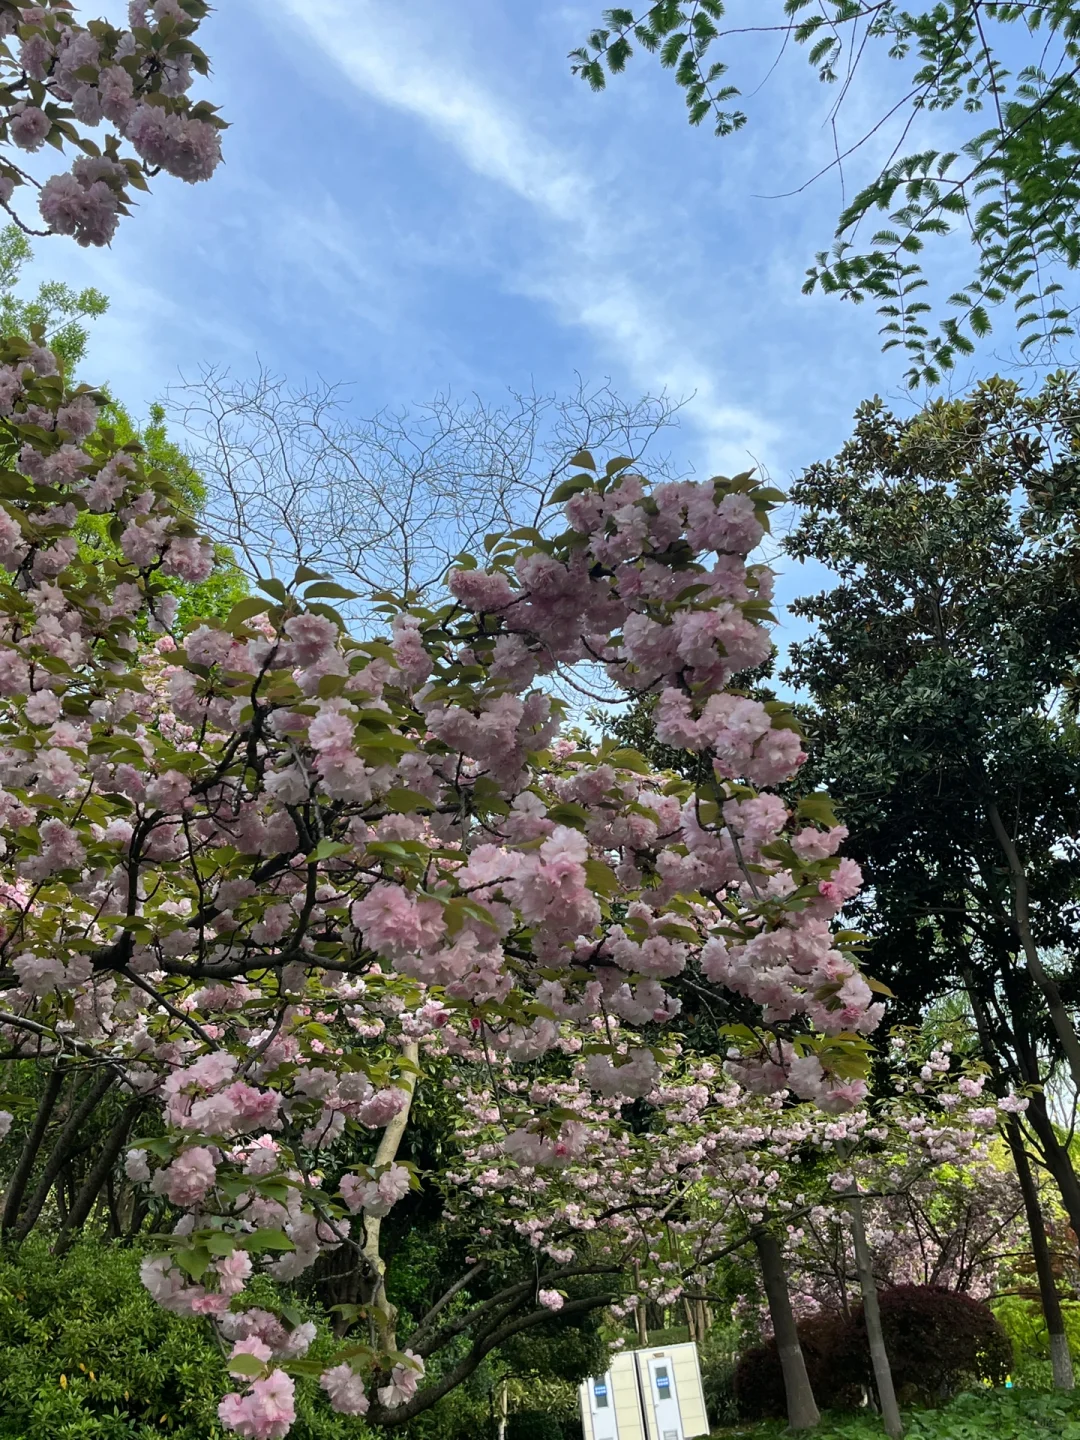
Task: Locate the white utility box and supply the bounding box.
[579,1342,709,1440]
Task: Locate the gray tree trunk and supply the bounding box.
[846,1186,903,1436]
[754,1229,820,1430]
[1004,1116,1074,1389]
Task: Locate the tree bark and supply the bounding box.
[968,962,1080,1249]
[986,802,1080,1095]
[54,1096,143,1251]
[1,1066,64,1236]
[1004,1117,1074,1389]
[359,1041,420,1351]
[845,1186,903,1436]
[967,968,1075,1387]
[496,1377,508,1440]
[11,1070,114,1242]
[632,1259,648,1345]
[1019,1093,1080,1245]
[754,1228,820,1430]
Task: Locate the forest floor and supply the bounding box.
[708,1386,1080,1438]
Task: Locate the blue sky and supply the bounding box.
[16,2,1025,654]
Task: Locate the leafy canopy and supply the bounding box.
[573,3,1080,385]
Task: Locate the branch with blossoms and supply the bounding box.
[0,332,890,1435]
[447,1032,1031,1341]
[0,3,223,248]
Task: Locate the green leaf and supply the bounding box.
[304,581,360,601]
[226,597,272,628]
[381,787,435,813]
[239,1229,296,1253]
[227,1353,267,1377]
[257,576,291,603]
[550,475,595,505]
[174,1246,211,1282]
[795,792,839,828]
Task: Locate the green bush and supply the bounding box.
[507,1412,564,1440]
[697,1324,743,1429]
[0,1237,359,1440]
[710,1389,1080,1438]
[992,1295,1080,1388]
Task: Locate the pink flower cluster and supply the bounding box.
[2,3,224,247]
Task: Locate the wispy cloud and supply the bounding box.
[274,0,779,473]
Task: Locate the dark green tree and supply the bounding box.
[780,372,1080,1243]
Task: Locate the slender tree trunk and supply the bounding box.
[845,1187,903,1436]
[127,1190,148,1241]
[986,802,1080,1095]
[359,1041,419,1351]
[632,1259,648,1345]
[11,1071,114,1242]
[496,1378,508,1440]
[968,963,1080,1249]
[54,1097,142,1252]
[967,969,1076,1386]
[754,1228,820,1430]
[1005,1117,1074,1388]
[1019,1090,1080,1241]
[1,1067,65,1236]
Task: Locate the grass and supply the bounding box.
[707,1386,1080,1438]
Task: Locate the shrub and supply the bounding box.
[507,1412,564,1440]
[993,1295,1080,1387]
[732,1309,853,1420]
[847,1285,1012,1404]
[698,1323,750,1428]
[732,1286,1011,1419]
[0,1237,355,1440]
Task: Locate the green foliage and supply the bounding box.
[780,373,1080,1040]
[993,1296,1080,1388]
[573,3,1080,384]
[506,1413,566,1440]
[712,1388,1080,1438]
[82,398,247,630]
[499,1308,608,1386]
[0,223,107,373]
[0,1238,359,1440]
[698,1321,745,1429]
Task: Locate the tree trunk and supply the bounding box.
[54,1097,142,1252]
[966,967,1076,1387]
[845,1186,903,1436]
[11,1070,114,1242]
[496,1378,508,1440]
[1004,1116,1074,1389]
[1,1067,65,1236]
[967,963,1080,1251]
[632,1259,648,1345]
[1018,1090,1080,1243]
[358,1041,420,1351]
[754,1229,820,1430]
[986,802,1080,1095]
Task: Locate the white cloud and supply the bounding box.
[275,0,778,473]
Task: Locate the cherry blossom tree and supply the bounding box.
[0,20,889,1424]
[0,325,889,1433]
